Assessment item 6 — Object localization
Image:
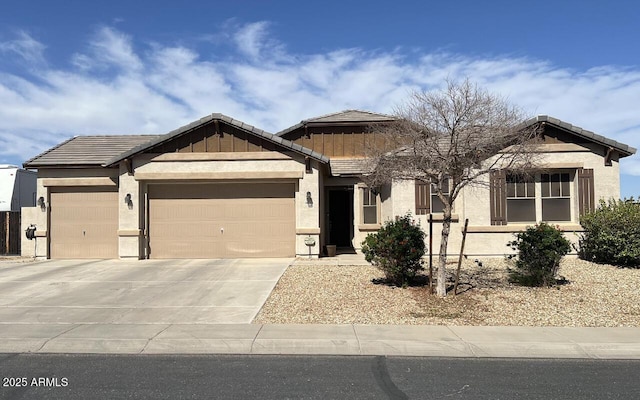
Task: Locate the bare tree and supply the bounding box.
[365,79,541,297]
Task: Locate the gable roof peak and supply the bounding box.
[525,115,636,157]
[276,109,395,137]
[104,113,329,166]
[304,109,395,124]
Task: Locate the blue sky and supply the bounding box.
[1,0,639,197]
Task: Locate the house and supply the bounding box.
[22,111,636,259]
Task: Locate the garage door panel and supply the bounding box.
[50,188,118,259]
[148,183,295,259]
[150,238,224,259]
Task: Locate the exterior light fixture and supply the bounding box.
[124,193,132,204]
[306,191,313,207]
[37,196,45,210]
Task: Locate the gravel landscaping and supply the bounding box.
[254,258,640,327]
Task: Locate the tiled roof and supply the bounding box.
[305,109,395,123]
[104,113,329,166]
[276,109,396,136]
[525,115,636,156]
[23,135,161,168]
[329,158,370,176]
[23,113,636,170]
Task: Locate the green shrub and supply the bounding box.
[579,199,640,267]
[361,214,426,286]
[507,222,571,287]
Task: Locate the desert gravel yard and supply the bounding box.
[254,258,640,327]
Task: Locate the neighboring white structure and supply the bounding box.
[0,165,36,212]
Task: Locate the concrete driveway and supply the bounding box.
[0,258,290,324]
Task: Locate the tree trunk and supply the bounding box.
[436,210,452,297]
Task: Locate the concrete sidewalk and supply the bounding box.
[1,323,639,359]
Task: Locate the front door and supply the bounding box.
[328,188,353,247]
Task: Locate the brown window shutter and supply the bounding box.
[490,170,507,225]
[415,179,430,215]
[578,168,595,215]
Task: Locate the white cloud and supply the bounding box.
[232,21,288,63]
[71,26,142,72]
[0,31,46,67]
[0,23,639,176]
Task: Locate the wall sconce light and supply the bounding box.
[124,193,133,209]
[306,191,313,207]
[37,196,46,210]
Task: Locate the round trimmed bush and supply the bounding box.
[507,222,571,287]
[361,213,426,286]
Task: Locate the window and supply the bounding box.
[362,187,378,224]
[505,172,573,224]
[430,180,449,213]
[415,179,450,215]
[506,174,536,222]
[541,173,571,221]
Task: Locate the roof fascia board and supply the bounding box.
[23,164,119,169]
[304,120,394,128]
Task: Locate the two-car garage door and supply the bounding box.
[148,183,295,258]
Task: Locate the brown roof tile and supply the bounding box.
[305,109,395,124]
[329,158,370,176]
[23,135,161,168]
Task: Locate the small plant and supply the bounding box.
[507,222,570,287]
[361,213,426,286]
[579,199,640,267]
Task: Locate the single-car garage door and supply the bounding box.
[49,187,119,259]
[148,183,295,258]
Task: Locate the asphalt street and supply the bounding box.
[1,354,639,400]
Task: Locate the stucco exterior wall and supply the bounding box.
[118,163,141,259]
[388,179,415,218]
[295,159,321,258]
[133,153,302,175]
[33,177,48,258]
[352,185,365,250]
[20,206,38,258]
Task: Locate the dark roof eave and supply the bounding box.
[22,163,119,169]
[276,119,395,137]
